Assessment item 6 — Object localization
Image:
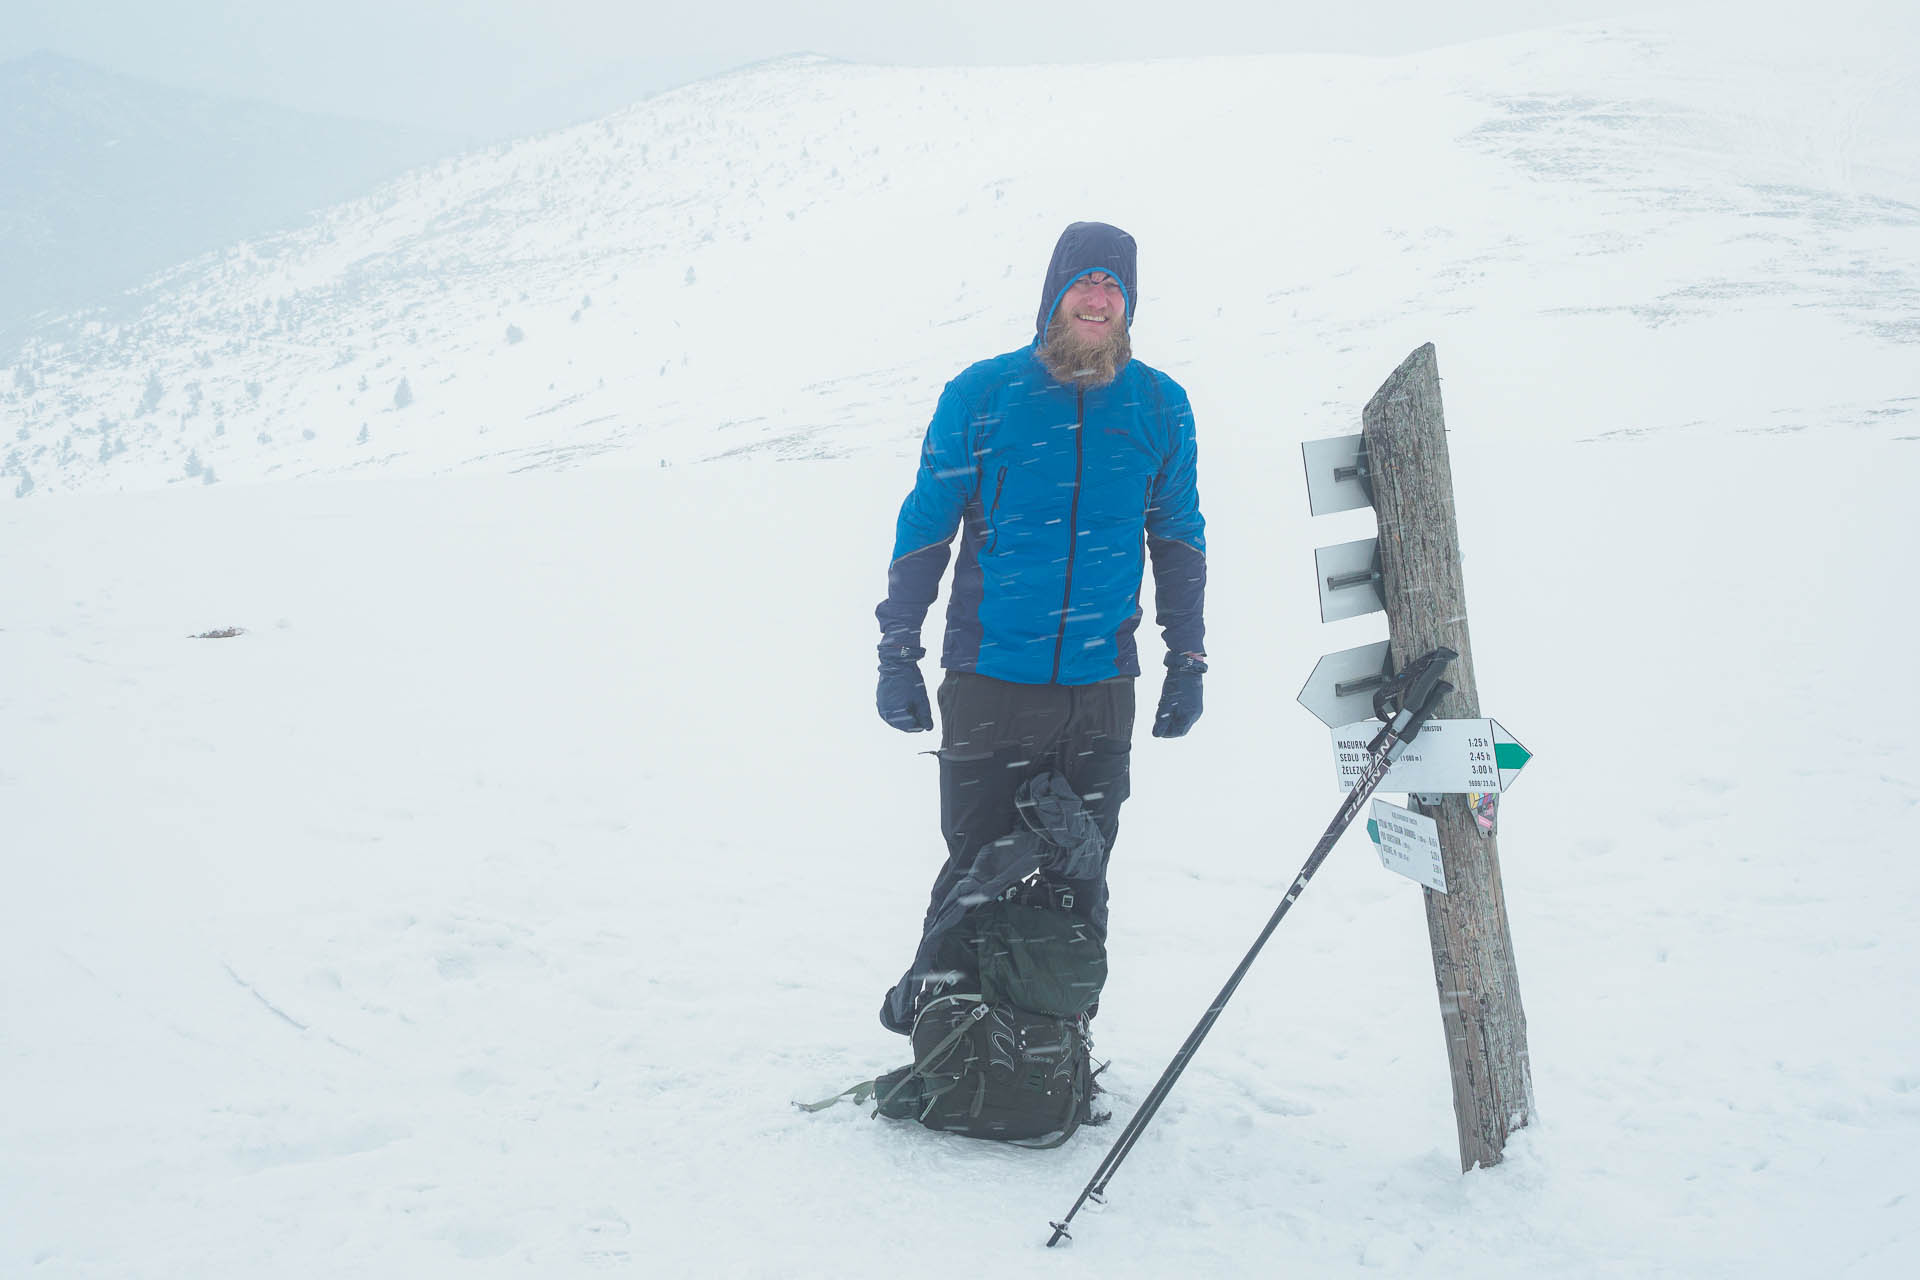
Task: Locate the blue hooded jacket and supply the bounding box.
[877,222,1206,686]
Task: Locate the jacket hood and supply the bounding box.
[1035,221,1137,340]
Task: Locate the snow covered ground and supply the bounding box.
[4,9,1918,1278]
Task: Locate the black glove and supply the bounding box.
[876,644,933,732]
[1152,652,1207,739]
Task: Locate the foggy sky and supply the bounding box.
[6,0,1713,139]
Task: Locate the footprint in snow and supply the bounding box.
[580,1210,633,1269]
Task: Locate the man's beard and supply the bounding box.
[1038,309,1132,387]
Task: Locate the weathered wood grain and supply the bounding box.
[1362,343,1535,1172]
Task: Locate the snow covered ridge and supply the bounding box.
[3,14,1917,499]
[6,13,1920,1276]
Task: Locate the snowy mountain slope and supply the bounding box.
[4,12,1916,501]
[3,10,1920,1279]
[2,436,1915,1278]
[0,52,466,348]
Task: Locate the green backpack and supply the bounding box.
[802,895,1108,1146]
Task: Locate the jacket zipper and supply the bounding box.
[1051,387,1085,683]
[985,464,1008,554]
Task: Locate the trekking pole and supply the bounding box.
[1045,646,1457,1248]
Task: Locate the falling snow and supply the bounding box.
[3,10,1919,1279]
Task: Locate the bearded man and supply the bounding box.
[874,220,1208,1034]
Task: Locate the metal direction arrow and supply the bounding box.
[1493,721,1533,791]
[1368,798,1447,893]
[1313,537,1384,624]
[1301,433,1372,516]
[1333,718,1532,794]
[1296,640,1393,729]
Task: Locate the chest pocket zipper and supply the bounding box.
[985,464,1009,554]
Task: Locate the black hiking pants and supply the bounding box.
[925,670,1134,941]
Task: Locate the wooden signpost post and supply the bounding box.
[1300,342,1535,1171]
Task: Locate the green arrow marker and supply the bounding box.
[1494,741,1531,771]
[1366,818,1380,843]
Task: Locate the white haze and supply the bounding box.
[2,9,1918,1278]
[5,0,1780,136]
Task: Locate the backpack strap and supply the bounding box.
[793,1001,989,1117]
[1006,1042,1093,1149]
[793,1079,885,1113]
[1010,1115,1079,1149]
[872,1000,989,1116]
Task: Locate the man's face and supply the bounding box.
[1039,269,1132,387]
[1060,272,1126,342]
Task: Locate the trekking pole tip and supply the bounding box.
[1046,1222,1071,1247]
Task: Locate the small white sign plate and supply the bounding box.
[1301,433,1372,516]
[1369,798,1447,893]
[1296,640,1394,729]
[1313,537,1384,624]
[1332,717,1515,794]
